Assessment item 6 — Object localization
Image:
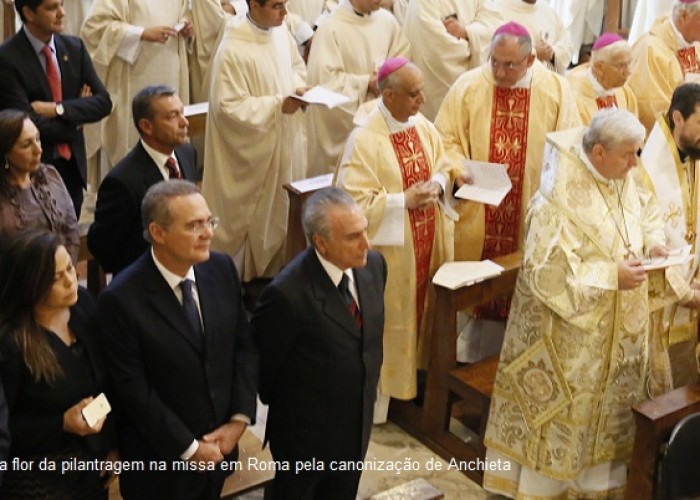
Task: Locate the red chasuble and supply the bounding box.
[389,126,436,329]
[477,87,531,319]
[678,46,700,74]
[595,95,618,109]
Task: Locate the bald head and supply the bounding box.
[381,63,425,122]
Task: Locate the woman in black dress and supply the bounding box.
[0,231,115,499]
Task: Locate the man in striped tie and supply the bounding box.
[88,85,197,275]
[253,187,387,500]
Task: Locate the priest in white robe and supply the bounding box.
[484,108,695,498]
[401,0,502,120]
[547,0,604,64]
[190,0,228,102]
[64,0,93,36]
[81,0,192,168]
[202,0,308,281]
[629,0,675,44]
[567,33,639,125]
[305,0,409,176]
[336,58,465,421]
[435,22,580,362]
[491,0,573,74]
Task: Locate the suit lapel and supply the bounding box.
[175,146,196,181]
[17,30,52,99]
[193,263,220,355]
[134,142,167,188]
[307,250,361,339]
[54,36,76,98]
[142,256,204,354]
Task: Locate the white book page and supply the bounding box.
[291,86,351,109]
[455,160,512,206]
[432,260,505,290]
[289,173,333,193]
[642,245,693,271]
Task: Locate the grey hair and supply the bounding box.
[302,187,357,244]
[674,0,700,17]
[582,108,645,153]
[379,62,419,93]
[141,180,200,243]
[491,32,533,59]
[590,41,630,64]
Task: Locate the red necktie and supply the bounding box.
[339,274,362,330]
[41,45,71,160]
[165,157,182,179]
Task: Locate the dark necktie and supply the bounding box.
[41,45,71,160]
[165,157,182,179]
[338,273,362,330]
[179,279,204,338]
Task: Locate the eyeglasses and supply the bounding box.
[185,216,220,234]
[489,56,528,70]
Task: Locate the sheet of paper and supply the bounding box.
[454,160,512,206]
[432,260,505,290]
[642,245,692,271]
[288,173,333,194]
[174,22,185,32]
[184,101,209,116]
[291,86,350,109]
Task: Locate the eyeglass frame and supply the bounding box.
[184,216,220,235]
[489,55,530,71]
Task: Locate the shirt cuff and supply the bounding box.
[386,192,405,209]
[432,173,447,196]
[231,413,251,425]
[180,439,199,460]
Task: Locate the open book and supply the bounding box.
[454,160,512,206]
[291,86,350,109]
[641,245,693,271]
[432,260,505,290]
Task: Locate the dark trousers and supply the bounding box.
[266,467,362,500]
[52,156,84,219]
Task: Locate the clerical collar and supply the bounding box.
[246,13,270,32]
[580,147,614,187]
[587,66,615,97]
[671,16,693,49]
[341,0,371,17]
[378,100,415,133]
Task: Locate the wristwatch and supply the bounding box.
[56,102,64,117]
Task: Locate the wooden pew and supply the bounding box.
[389,252,521,484]
[78,222,106,297]
[626,384,700,499]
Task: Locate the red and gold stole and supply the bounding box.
[477,87,531,319]
[677,46,700,74]
[596,95,618,110]
[389,126,436,329]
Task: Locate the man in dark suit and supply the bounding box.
[88,84,196,275]
[252,187,387,500]
[96,180,257,500]
[0,0,112,216]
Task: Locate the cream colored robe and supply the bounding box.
[566,64,639,125]
[402,0,502,121]
[190,0,228,102]
[629,15,700,134]
[628,0,674,44]
[435,61,580,260]
[81,0,190,167]
[202,17,307,281]
[288,0,336,25]
[64,0,94,36]
[491,0,573,74]
[306,5,409,176]
[336,109,461,399]
[641,116,698,393]
[483,128,682,488]
[547,0,604,65]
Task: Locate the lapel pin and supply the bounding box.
[62,55,69,62]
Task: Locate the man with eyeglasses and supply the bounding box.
[88,85,197,275]
[566,33,639,125]
[97,180,258,500]
[641,82,700,392]
[203,0,309,283]
[435,21,579,363]
[628,0,700,134]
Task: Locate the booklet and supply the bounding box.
[291,86,351,109]
[432,260,505,290]
[454,160,512,206]
[642,245,693,271]
[288,173,333,194]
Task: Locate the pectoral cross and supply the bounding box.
[496,97,525,129]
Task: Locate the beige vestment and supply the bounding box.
[202,17,307,281]
[336,107,460,399]
[566,64,639,125]
[401,0,501,120]
[483,128,683,496]
[306,3,409,175]
[82,0,190,167]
